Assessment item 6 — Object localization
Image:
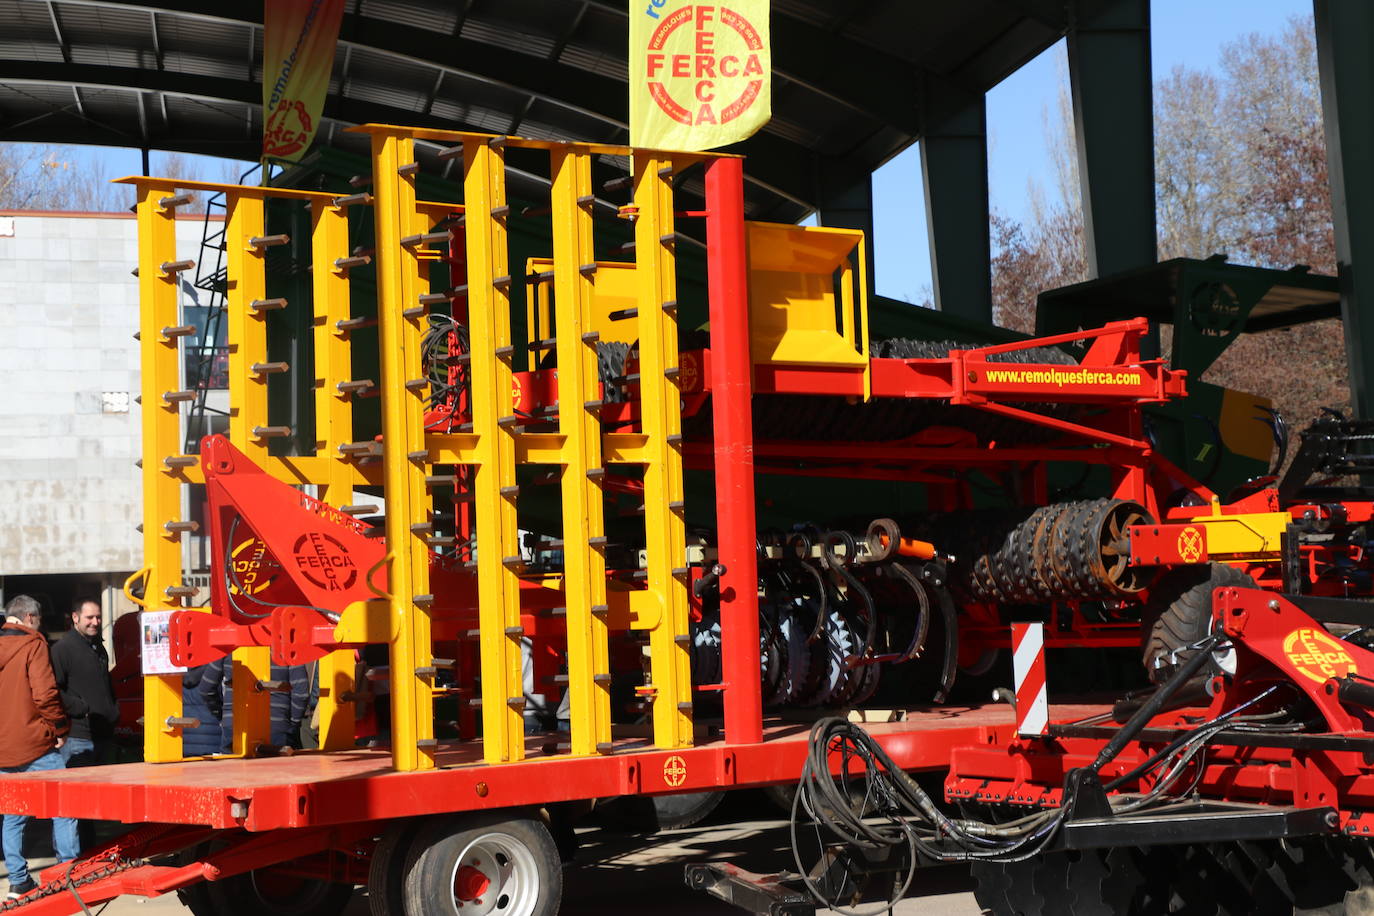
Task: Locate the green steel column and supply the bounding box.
[920,89,992,323]
[1315,0,1374,418]
[1066,0,1156,354]
[818,169,877,302]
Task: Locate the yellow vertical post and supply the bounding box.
[310,198,359,750]
[224,193,273,755]
[550,147,613,757]
[137,181,189,763]
[633,155,694,749]
[370,130,436,772]
[464,138,526,764]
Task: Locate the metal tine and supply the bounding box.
[334,254,372,271]
[337,380,375,397]
[249,234,291,248]
[160,259,195,275]
[160,324,196,338]
[251,298,288,313]
[158,193,195,209]
[251,361,290,375]
[333,191,373,208]
[252,425,293,439]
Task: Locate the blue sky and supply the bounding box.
[872,0,1313,304]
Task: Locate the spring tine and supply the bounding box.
[333,192,373,208]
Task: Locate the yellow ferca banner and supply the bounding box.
[262,0,345,162]
[630,1,771,151]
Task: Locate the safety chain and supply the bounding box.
[1,855,149,914]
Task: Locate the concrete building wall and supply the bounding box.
[0,210,209,578]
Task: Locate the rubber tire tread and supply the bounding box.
[649,791,727,830]
[402,811,561,916]
[368,819,421,916]
[1141,563,1256,684]
[202,867,354,916]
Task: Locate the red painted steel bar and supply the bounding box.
[703,157,763,746]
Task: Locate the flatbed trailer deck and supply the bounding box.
[0,704,1105,833]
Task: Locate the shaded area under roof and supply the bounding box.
[0,0,1109,222]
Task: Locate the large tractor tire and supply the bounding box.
[1140,563,1257,684]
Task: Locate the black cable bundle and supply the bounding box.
[789,633,1306,913]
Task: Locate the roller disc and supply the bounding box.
[798,610,854,707]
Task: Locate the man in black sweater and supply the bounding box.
[49,598,118,768]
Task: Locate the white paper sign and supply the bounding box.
[140,610,186,676]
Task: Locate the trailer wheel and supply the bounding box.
[402,812,561,916]
[176,841,354,916]
[594,790,726,832]
[368,819,421,916]
[204,868,355,916]
[1141,563,1256,684]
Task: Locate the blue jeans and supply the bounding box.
[58,737,96,768]
[1,750,80,886]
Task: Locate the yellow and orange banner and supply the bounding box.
[262,0,345,162]
[630,1,771,151]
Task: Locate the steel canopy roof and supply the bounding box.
[0,0,1098,221]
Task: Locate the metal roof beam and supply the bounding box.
[47,1,71,64]
[0,59,832,210]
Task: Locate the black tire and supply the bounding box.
[402,811,561,916]
[205,868,354,916]
[1141,563,1256,684]
[368,819,421,916]
[593,790,726,832]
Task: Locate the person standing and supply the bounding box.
[0,595,79,899]
[49,599,118,768]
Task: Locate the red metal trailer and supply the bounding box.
[4,124,1364,916]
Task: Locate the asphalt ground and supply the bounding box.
[2,793,983,915]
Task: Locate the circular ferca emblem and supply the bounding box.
[292,532,358,592]
[662,754,688,787]
[1283,627,1358,684]
[644,5,766,127]
[263,99,313,159]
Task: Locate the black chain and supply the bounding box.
[1,856,148,913]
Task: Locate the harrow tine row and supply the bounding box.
[692,519,956,710]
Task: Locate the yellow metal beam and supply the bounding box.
[311,198,359,751]
[633,155,693,750]
[551,146,613,757]
[135,181,190,763]
[463,137,527,764]
[225,192,272,756]
[371,129,437,772]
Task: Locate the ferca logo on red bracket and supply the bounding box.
[292,531,358,592]
[643,3,765,127]
[1283,627,1357,684]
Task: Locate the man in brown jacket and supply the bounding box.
[1,595,79,900]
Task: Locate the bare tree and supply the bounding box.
[0,144,120,211]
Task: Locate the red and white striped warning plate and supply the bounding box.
[1012,622,1048,737]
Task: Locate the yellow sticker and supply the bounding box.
[1283,627,1358,684]
[1176,526,1204,563]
